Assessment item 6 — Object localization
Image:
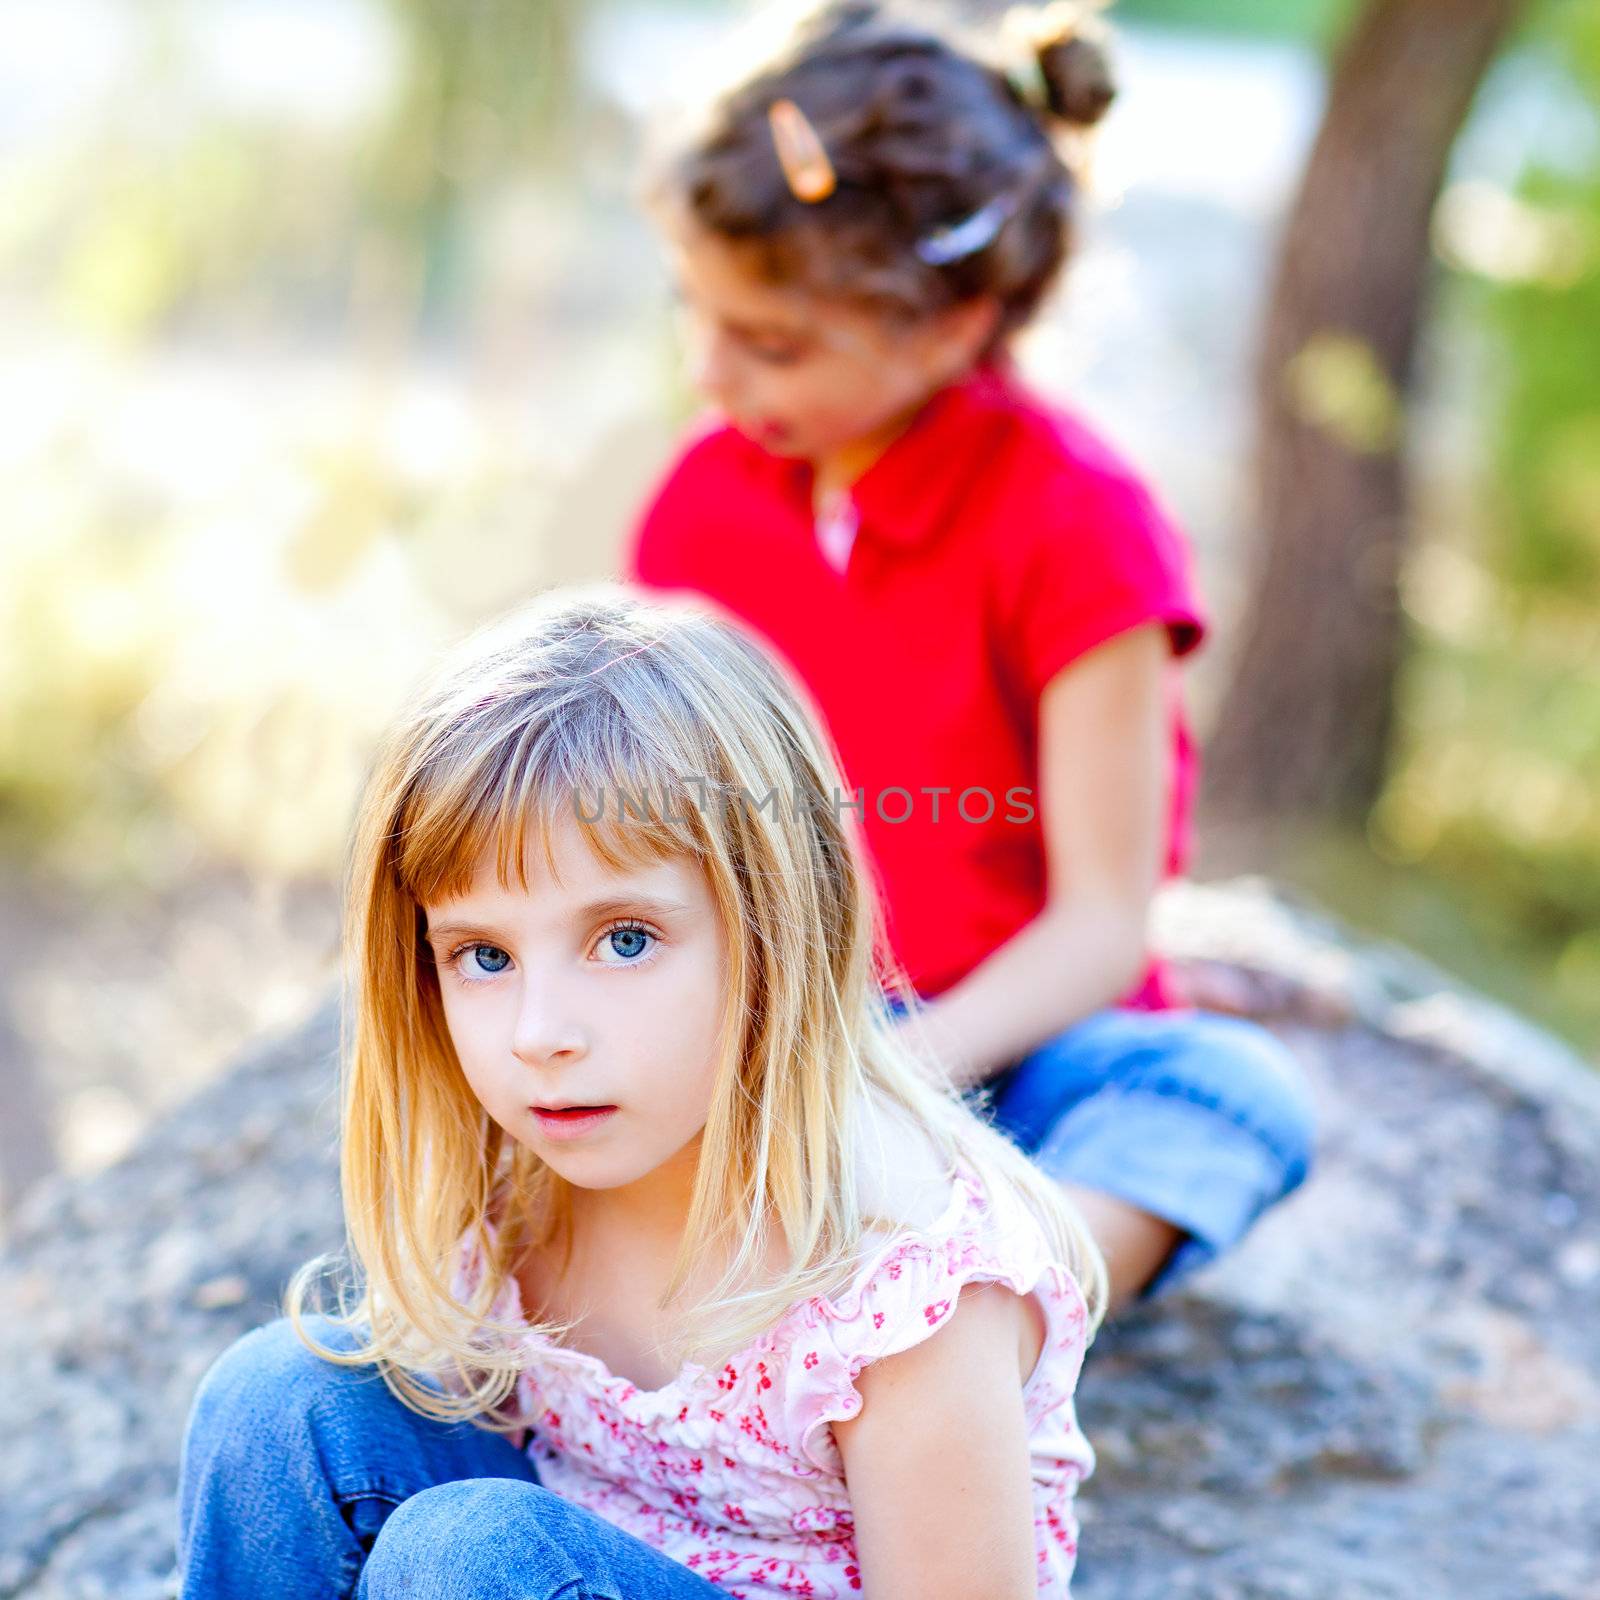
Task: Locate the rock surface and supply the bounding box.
[2,880,1597,1599]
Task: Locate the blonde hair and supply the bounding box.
[285,583,1106,1430]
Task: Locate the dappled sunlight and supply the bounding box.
[1435,178,1595,288]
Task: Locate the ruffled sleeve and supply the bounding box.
[781,1167,1092,1475]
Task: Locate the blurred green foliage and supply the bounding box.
[1481,6,1600,599]
[1328,0,1600,1049]
[363,0,583,327]
[0,0,582,343]
[0,0,595,887]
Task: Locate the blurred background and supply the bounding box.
[1,0,1596,1235]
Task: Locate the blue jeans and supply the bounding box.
[176,1314,728,1599]
[886,995,1316,1297]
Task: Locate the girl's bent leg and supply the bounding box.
[177,1314,541,1600]
[980,1008,1318,1299]
[358,1479,730,1600]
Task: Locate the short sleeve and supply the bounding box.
[781,1200,1092,1475]
[998,440,1208,710]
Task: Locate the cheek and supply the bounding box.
[759,349,849,407]
[437,983,471,1040]
[439,1004,496,1108]
[803,360,916,435]
[437,987,503,1074]
[647,954,726,1098]
[685,962,729,1087]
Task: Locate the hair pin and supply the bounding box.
[768,98,837,203]
[914,192,1021,266]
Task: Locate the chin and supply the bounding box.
[735,416,808,458]
[532,1147,651,1191]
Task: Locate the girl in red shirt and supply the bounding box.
[628,0,1314,1309]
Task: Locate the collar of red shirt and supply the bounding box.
[753,352,1020,552]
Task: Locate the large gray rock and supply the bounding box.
[0,1001,343,1600]
[2,881,1597,1599]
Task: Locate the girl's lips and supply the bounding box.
[530,1105,618,1142]
[745,416,792,447]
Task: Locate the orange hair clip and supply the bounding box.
[767,98,837,203]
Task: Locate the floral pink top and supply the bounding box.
[450,1159,1095,1596]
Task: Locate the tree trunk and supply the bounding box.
[1201,0,1524,833]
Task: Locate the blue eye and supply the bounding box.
[598,923,656,964]
[464,944,511,976]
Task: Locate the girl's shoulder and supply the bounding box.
[777,1132,1093,1475]
[965,358,1164,514]
[849,1089,1059,1249]
[961,361,1206,659]
[846,1093,1071,1278]
[851,1091,962,1232]
[445,1134,1092,1495]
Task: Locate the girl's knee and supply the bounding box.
[360,1480,580,1598]
[1186,1017,1317,1188]
[185,1315,368,1455]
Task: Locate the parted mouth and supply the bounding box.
[531,1102,616,1114]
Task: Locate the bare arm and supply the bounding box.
[832,1281,1045,1600]
[898,622,1171,1090]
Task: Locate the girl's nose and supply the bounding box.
[509,979,590,1068]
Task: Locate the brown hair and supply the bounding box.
[643,0,1118,350]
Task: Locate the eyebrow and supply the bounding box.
[729,317,809,346]
[423,894,696,947]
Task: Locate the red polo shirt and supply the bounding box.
[625,356,1207,1009]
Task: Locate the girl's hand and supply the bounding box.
[831,1281,1044,1600]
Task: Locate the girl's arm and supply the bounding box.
[899,622,1169,1090]
[832,1281,1045,1600]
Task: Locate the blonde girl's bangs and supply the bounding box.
[388,681,724,915]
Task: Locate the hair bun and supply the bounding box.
[1035,24,1115,128]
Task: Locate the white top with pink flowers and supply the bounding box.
[450,1159,1095,1597]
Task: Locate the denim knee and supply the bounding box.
[187,1316,367,1447]
[1011,1010,1320,1295]
[189,1318,320,1447]
[178,1316,368,1584]
[1148,1013,1318,1191]
[359,1480,583,1600]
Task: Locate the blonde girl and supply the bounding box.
[176,585,1106,1599]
